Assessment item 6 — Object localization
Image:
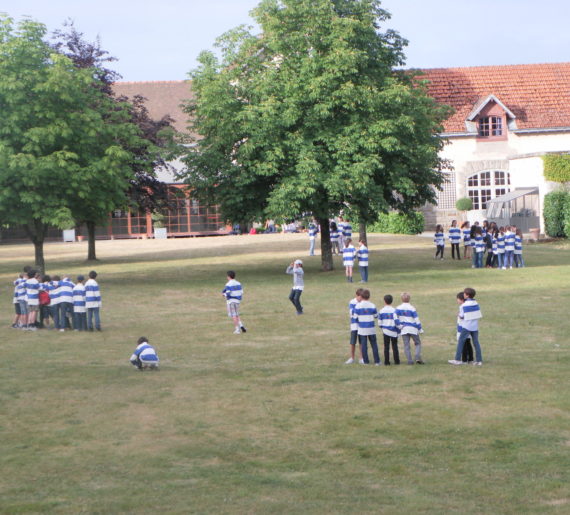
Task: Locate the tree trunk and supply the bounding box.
[317,216,333,271]
[87,221,98,261]
[23,220,46,275]
[359,222,367,244]
[33,239,45,275]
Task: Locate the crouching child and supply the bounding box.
[130,337,160,370]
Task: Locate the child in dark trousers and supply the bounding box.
[379,294,400,365]
[456,292,474,363]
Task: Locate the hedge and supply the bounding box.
[543,190,569,238]
[543,154,570,183]
[368,211,424,235]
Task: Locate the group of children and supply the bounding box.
[345,287,484,367]
[12,266,102,332]
[434,220,525,269]
[345,290,425,366]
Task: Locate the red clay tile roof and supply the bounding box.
[114,63,570,137]
[420,63,570,134]
[112,80,193,134]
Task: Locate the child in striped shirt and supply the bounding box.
[461,221,471,259]
[222,270,246,334]
[85,271,102,332]
[379,294,400,365]
[354,289,380,365]
[449,287,483,366]
[449,220,461,260]
[24,270,40,331]
[72,275,87,331]
[345,288,364,364]
[330,222,341,255]
[396,292,424,364]
[455,292,473,363]
[504,225,516,269]
[434,224,445,259]
[130,336,160,370]
[308,222,318,256]
[342,238,356,283]
[357,239,369,283]
[514,228,525,268]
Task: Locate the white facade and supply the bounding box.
[436,130,570,232]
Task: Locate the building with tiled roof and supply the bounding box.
[417,62,570,232]
[113,63,570,234]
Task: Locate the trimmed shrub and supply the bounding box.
[543,190,569,238]
[564,194,570,238]
[455,197,473,211]
[543,154,570,183]
[368,211,424,235]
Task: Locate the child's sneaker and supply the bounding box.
[233,328,241,334]
[448,360,464,365]
[240,325,247,333]
[472,361,483,366]
[345,358,354,364]
[358,359,365,364]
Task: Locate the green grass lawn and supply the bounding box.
[1,234,569,514]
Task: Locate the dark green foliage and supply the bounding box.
[368,211,424,234]
[543,190,569,238]
[181,0,451,270]
[542,154,570,183]
[455,197,473,211]
[563,193,570,238]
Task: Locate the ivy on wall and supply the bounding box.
[543,154,570,183]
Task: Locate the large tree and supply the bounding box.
[52,22,179,260]
[182,0,451,270]
[0,16,148,271]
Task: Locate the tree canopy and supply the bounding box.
[0,16,178,269]
[181,0,451,270]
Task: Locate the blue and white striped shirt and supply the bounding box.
[462,229,471,245]
[46,281,61,305]
[342,223,352,238]
[349,297,359,331]
[354,300,378,336]
[72,283,86,313]
[357,245,369,266]
[85,279,102,308]
[330,229,339,242]
[222,279,243,303]
[396,302,422,335]
[308,225,318,240]
[434,232,445,246]
[59,277,74,304]
[130,342,159,365]
[379,305,399,338]
[25,278,40,306]
[497,234,505,253]
[16,278,26,301]
[449,227,461,244]
[504,231,515,251]
[474,235,485,253]
[514,235,523,254]
[342,245,356,266]
[13,278,22,304]
[460,299,482,331]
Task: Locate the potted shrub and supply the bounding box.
[455,197,473,221]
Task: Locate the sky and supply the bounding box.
[2,0,569,82]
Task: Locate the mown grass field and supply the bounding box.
[1,233,569,514]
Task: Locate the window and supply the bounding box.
[478,116,503,137]
[466,171,510,210]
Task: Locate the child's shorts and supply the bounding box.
[28,304,39,313]
[18,300,28,315]
[14,303,21,315]
[227,302,240,318]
